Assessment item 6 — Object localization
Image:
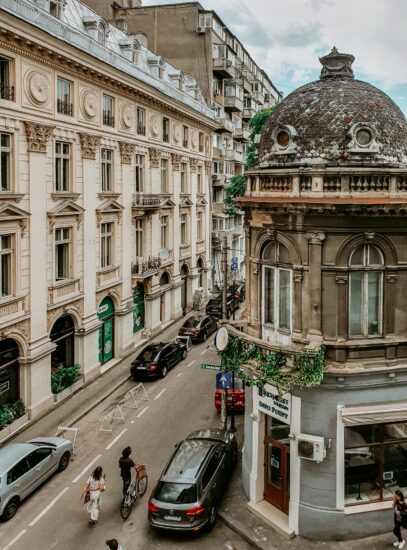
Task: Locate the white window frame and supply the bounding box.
[162,117,170,143]
[135,218,143,258]
[197,165,203,194]
[262,265,292,332]
[136,106,146,135]
[100,222,113,269]
[55,141,71,192]
[0,233,13,298]
[197,210,203,241]
[101,148,114,192]
[56,77,72,116]
[54,227,71,281]
[103,94,114,127]
[180,162,188,194]
[160,158,168,193]
[135,154,145,193]
[180,212,187,245]
[0,132,11,192]
[160,215,169,250]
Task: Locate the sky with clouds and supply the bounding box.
[143,0,407,118]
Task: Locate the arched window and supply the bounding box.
[160,272,170,286]
[50,314,75,370]
[262,241,292,331]
[0,338,19,406]
[349,244,384,338]
[97,22,106,46]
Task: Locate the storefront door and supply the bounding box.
[264,416,290,514]
[133,284,145,334]
[98,297,114,365]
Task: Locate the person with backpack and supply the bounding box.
[83,465,106,525]
[393,489,407,549]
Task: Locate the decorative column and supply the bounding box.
[249,258,260,334]
[335,274,348,342]
[306,231,325,341]
[292,269,303,340]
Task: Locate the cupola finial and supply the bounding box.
[319,47,355,80]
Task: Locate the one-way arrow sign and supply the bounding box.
[216,372,232,390]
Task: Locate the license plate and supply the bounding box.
[164,515,182,522]
[137,366,147,370]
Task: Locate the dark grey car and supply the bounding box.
[148,429,237,532]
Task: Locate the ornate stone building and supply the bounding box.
[0,0,215,421]
[234,48,407,539]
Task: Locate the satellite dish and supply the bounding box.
[214,327,229,351]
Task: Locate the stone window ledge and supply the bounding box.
[0,191,24,202]
[51,192,80,201]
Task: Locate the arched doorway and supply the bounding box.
[98,297,114,365]
[197,258,204,288]
[50,315,75,370]
[159,272,169,323]
[180,264,189,315]
[0,339,19,406]
[133,283,145,334]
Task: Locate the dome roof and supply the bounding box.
[259,48,407,167]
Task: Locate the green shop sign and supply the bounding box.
[133,284,145,334]
[98,297,114,364]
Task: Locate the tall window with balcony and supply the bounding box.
[55,142,71,192]
[57,77,73,116]
[180,162,188,194]
[0,235,12,298]
[349,244,383,338]
[160,158,168,193]
[100,222,113,269]
[197,165,203,194]
[101,149,113,192]
[160,215,169,250]
[135,219,143,258]
[0,132,11,192]
[180,213,187,245]
[183,126,189,148]
[55,228,71,281]
[197,211,203,241]
[0,56,13,101]
[199,132,204,153]
[262,241,292,332]
[103,94,115,127]
[135,154,144,193]
[137,107,146,135]
[162,117,170,143]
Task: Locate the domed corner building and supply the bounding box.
[235,48,407,540]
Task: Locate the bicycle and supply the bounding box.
[120,464,148,520]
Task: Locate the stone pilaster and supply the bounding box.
[79,133,101,160]
[24,121,55,153]
[119,141,135,164]
[306,231,325,341]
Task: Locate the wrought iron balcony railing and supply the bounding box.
[0,83,14,101]
[131,256,162,277]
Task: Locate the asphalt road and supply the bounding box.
[0,336,248,550]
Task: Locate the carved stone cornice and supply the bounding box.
[24,121,55,153]
[306,231,326,245]
[119,141,135,164]
[79,133,101,160]
[149,148,161,168]
[171,153,182,171]
[189,158,198,173]
[335,274,348,284]
[205,160,212,172]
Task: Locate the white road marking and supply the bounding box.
[29,487,69,527]
[105,428,127,450]
[154,388,166,400]
[176,372,183,378]
[200,348,207,355]
[72,454,102,483]
[187,360,195,367]
[2,530,27,550]
[136,406,149,418]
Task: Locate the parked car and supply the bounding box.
[130,341,187,380]
[148,428,237,532]
[214,376,245,411]
[178,315,218,342]
[228,282,245,303]
[0,437,72,521]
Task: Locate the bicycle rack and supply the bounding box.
[123,383,149,410]
[55,425,85,454]
[99,404,125,433]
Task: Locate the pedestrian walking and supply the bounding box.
[119,446,137,496]
[83,465,106,526]
[393,489,407,549]
[106,539,123,550]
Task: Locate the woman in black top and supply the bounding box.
[119,446,136,496]
[393,489,407,549]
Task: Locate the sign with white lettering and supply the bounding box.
[257,383,291,424]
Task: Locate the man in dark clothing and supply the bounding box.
[119,446,136,496]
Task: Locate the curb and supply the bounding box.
[217,509,269,550]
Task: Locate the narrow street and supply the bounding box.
[0,336,248,550]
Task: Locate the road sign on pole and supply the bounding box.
[200,363,221,370]
[216,372,232,390]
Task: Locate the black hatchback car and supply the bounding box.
[148,429,237,532]
[178,315,217,342]
[130,342,187,380]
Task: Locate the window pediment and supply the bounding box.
[47,200,85,218]
[180,197,193,207]
[0,203,30,236]
[96,198,124,214]
[160,198,175,209]
[196,197,208,206]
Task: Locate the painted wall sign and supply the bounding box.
[258,383,291,424]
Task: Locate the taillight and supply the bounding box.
[192,329,200,335]
[148,500,159,513]
[149,363,158,370]
[186,504,205,516]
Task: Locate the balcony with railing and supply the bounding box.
[0,83,14,101]
[132,193,161,213]
[234,127,250,141]
[243,107,257,120]
[252,90,265,105]
[57,99,73,116]
[213,45,236,79]
[131,256,162,279]
[214,116,235,133]
[103,111,115,127]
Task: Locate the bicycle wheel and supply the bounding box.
[120,494,133,520]
[137,475,148,497]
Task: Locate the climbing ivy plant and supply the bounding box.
[223,108,275,215]
[218,335,325,394]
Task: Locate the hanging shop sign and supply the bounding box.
[257,383,291,424]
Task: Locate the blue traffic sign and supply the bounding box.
[231,257,238,272]
[216,372,232,390]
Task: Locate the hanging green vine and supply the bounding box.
[218,335,325,393]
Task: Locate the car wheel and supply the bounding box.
[182,349,187,360]
[2,497,19,521]
[161,366,168,378]
[58,451,71,472]
[205,504,216,532]
[202,331,207,342]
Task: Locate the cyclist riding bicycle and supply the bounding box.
[119,446,137,496]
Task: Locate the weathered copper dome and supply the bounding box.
[259,48,407,167]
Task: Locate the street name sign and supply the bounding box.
[200,363,221,370]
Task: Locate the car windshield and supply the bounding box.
[183,318,201,328]
[154,481,197,504]
[140,348,160,361]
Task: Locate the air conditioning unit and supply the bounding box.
[196,26,205,33]
[297,434,325,463]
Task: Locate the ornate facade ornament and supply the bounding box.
[171,153,181,171]
[364,231,375,241]
[335,274,348,285]
[189,158,198,173]
[24,122,55,153]
[120,103,134,130]
[204,160,212,172]
[79,133,101,160]
[25,69,51,106]
[119,141,135,164]
[80,89,98,121]
[265,228,276,241]
[306,231,326,245]
[149,147,161,168]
